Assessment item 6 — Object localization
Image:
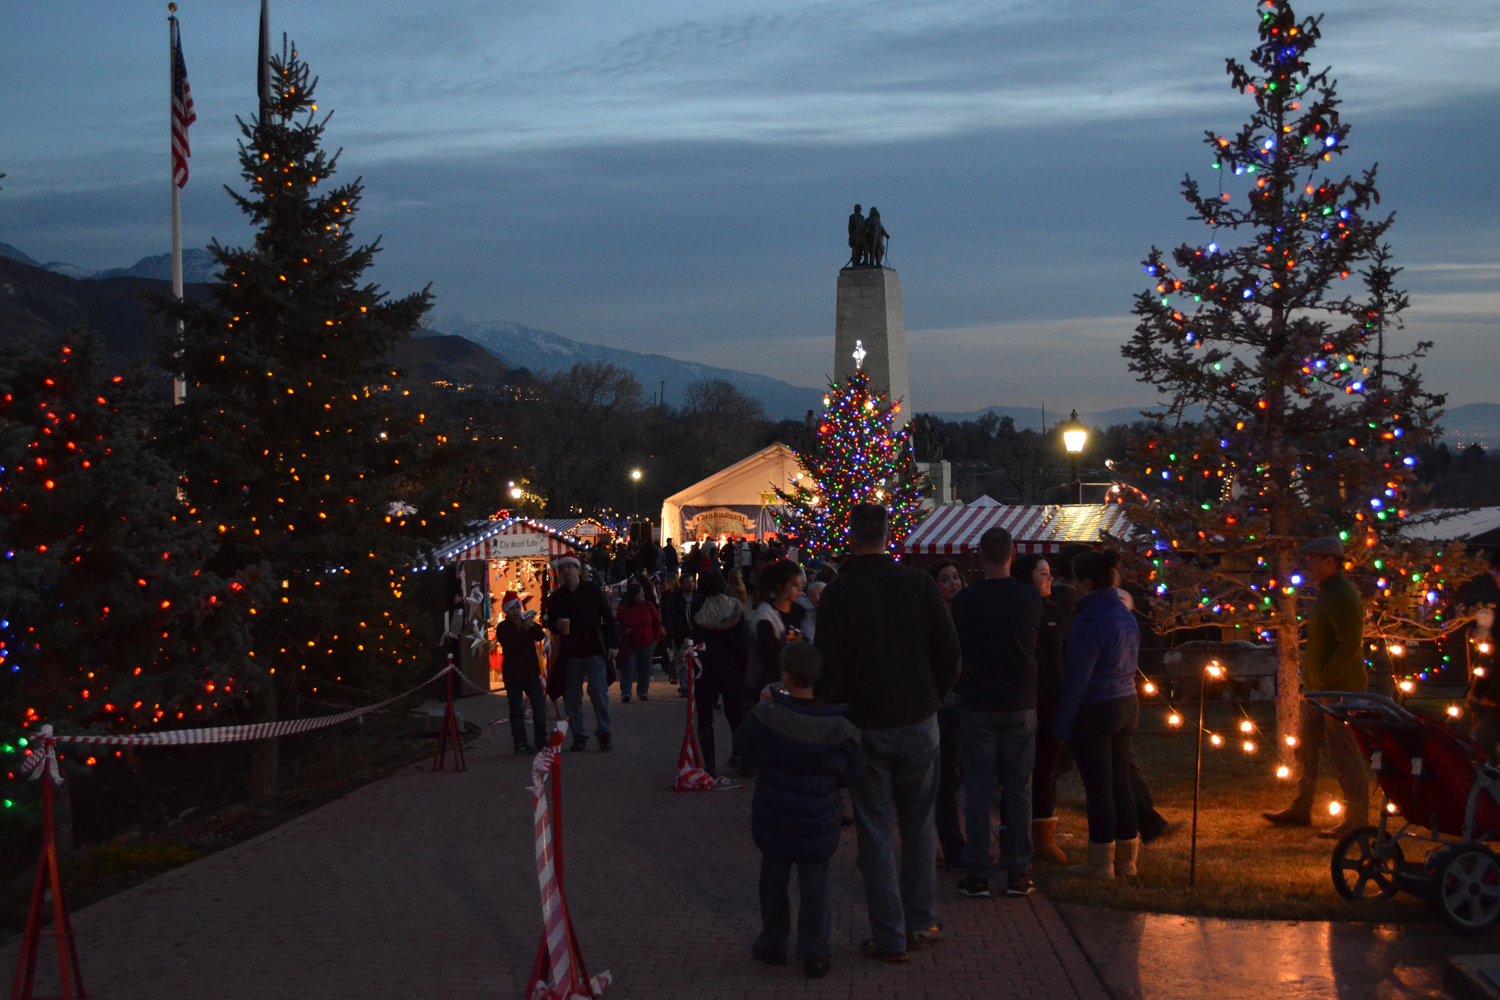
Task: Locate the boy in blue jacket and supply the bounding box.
[733,642,865,979]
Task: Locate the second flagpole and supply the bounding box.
[169,4,186,405]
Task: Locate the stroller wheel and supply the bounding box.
[1331,825,1403,901]
[1436,845,1500,933]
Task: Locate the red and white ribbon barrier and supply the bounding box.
[40,662,478,749]
[527,724,610,1000]
[674,643,739,792]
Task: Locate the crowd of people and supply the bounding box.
[492,510,1389,979]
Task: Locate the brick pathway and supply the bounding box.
[3,690,1109,999]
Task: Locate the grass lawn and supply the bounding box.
[1035,698,1466,923]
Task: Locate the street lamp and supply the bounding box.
[630,468,642,518]
[1061,409,1087,504]
[508,481,523,501]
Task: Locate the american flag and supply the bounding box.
[170,18,196,188]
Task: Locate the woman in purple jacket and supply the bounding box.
[1052,549,1139,881]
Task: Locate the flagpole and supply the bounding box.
[169,4,186,405]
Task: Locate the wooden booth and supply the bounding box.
[434,517,586,694]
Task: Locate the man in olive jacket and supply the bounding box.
[814,504,961,961]
[1264,537,1369,838]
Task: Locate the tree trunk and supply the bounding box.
[248,675,279,802]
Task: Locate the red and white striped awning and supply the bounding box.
[437,517,583,564]
[903,504,1130,555]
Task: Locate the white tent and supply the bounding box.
[660,443,806,544]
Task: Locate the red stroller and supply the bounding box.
[1308,691,1500,932]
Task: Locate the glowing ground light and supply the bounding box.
[1284,735,1298,747]
[1276,766,1291,779]
[1243,741,1257,754]
[1210,734,1224,747]
[1240,720,1254,733]
[1448,705,1463,719]
[1399,680,1415,693]
[1329,801,1343,816]
[1206,662,1225,679]
[1143,682,1157,695]
[1168,713,1183,727]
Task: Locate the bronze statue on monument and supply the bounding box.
[845,204,890,268]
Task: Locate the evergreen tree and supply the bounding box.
[774,369,926,558]
[1,332,255,816]
[1120,0,1481,740]
[158,41,444,795]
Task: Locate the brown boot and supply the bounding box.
[1115,837,1140,878]
[1065,841,1115,881]
[1032,816,1068,865]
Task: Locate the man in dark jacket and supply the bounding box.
[543,556,619,752]
[735,642,864,979]
[663,573,694,696]
[950,526,1041,899]
[813,504,961,961]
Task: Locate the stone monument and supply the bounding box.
[835,208,909,429]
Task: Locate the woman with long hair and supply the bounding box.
[928,558,966,871]
[749,558,808,694]
[1011,552,1069,864]
[1053,549,1140,881]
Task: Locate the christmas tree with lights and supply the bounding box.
[0,333,257,799]
[1119,0,1484,740]
[773,365,926,558]
[158,40,442,795]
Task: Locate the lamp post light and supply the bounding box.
[630,468,642,518]
[1061,409,1087,504]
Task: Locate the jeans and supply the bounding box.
[1071,696,1139,843]
[1291,695,1369,825]
[506,676,547,749]
[850,715,940,953]
[756,856,831,964]
[563,655,610,742]
[621,644,653,698]
[1033,695,1064,819]
[935,706,965,868]
[960,708,1036,877]
[670,639,689,692]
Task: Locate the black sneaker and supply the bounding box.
[597,734,612,752]
[514,744,533,755]
[621,695,631,703]
[638,694,648,701]
[957,875,991,899]
[804,959,830,979]
[752,944,787,967]
[859,939,908,963]
[570,738,587,752]
[1005,870,1036,897]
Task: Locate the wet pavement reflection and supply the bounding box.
[1059,903,1500,999]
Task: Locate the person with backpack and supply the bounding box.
[689,566,750,777]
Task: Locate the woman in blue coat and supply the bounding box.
[1052,549,1140,881]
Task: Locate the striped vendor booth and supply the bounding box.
[901,496,1130,571]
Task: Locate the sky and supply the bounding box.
[2,0,1497,413]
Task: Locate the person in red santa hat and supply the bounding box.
[495,590,548,753]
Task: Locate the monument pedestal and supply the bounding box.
[835,267,910,429]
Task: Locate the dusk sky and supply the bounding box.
[3,0,1496,413]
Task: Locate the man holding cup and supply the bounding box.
[545,556,620,752]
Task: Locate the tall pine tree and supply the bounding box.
[159,41,442,796]
[1,332,255,824]
[774,369,926,558]
[1120,0,1480,740]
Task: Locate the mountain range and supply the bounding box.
[0,242,219,283]
[426,315,824,419]
[2,242,1496,443]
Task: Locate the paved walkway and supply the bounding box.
[4,689,1108,999]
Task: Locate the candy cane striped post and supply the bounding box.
[673,644,739,792]
[525,723,610,1000]
[11,728,88,1000]
[431,655,468,772]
